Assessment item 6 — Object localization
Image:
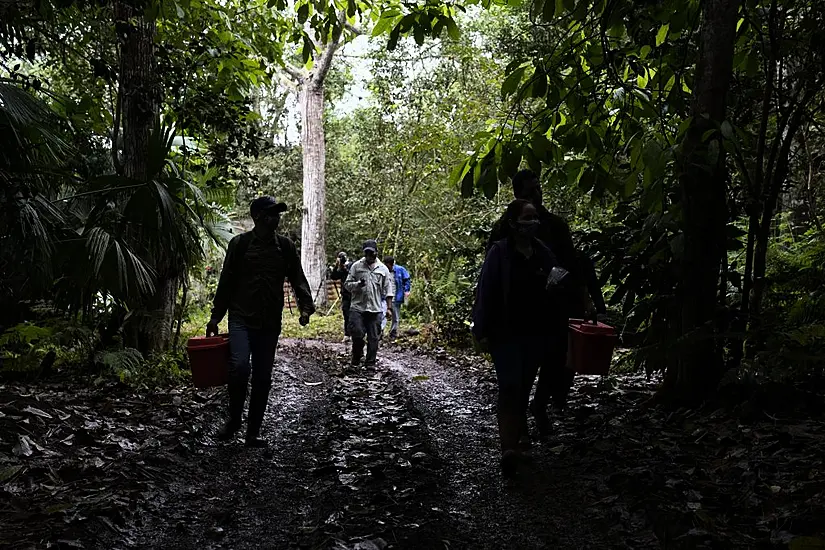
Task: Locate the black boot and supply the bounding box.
[218,377,247,441]
[352,337,365,366]
[245,384,270,448]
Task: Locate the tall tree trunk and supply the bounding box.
[116,1,155,182]
[290,28,344,309]
[115,1,168,354]
[661,0,740,404]
[300,79,327,307]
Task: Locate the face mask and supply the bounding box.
[515,219,539,238]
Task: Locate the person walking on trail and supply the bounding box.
[345,240,394,366]
[207,196,314,448]
[383,257,411,341]
[473,199,572,477]
[330,251,352,342]
[486,169,594,435]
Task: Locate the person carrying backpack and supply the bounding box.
[207,196,314,448]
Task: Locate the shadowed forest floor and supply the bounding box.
[2,341,824,549]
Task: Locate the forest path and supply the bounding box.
[6,340,823,549]
[141,340,616,549]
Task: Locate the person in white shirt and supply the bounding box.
[345,239,394,366]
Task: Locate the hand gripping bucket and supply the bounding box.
[186,335,230,388]
[567,319,617,375]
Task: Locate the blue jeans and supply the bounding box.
[227,318,279,435]
[490,339,544,414]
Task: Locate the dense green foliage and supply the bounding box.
[2,0,824,396]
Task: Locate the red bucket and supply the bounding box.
[186,335,230,388]
[567,319,617,375]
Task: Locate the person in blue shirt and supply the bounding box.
[383,257,412,341]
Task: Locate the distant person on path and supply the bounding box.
[330,251,352,342]
[486,169,594,433]
[345,240,394,366]
[473,199,572,477]
[207,196,314,448]
[383,256,412,341]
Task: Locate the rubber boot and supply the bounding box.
[218,377,247,441]
[352,338,365,366]
[245,384,270,448]
[497,410,522,478]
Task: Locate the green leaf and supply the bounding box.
[460,163,475,198]
[414,24,425,46]
[501,65,527,99]
[530,132,552,162]
[640,45,651,59]
[531,72,547,99]
[542,0,556,21]
[720,120,734,140]
[297,3,309,23]
[562,0,575,12]
[387,26,401,50]
[301,35,314,63]
[502,145,522,176]
[445,17,460,41]
[449,158,469,188]
[656,24,670,47]
[372,16,394,37]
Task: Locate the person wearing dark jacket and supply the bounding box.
[473,199,571,477]
[486,170,594,434]
[207,196,315,448]
[330,251,352,341]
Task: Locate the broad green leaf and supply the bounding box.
[445,18,460,40]
[542,0,556,21]
[656,24,669,47]
[297,3,309,23]
[531,72,547,99]
[372,16,395,37]
[387,26,401,50]
[720,120,733,140]
[640,45,652,59]
[501,65,527,99]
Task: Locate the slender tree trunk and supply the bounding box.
[300,79,327,307]
[116,1,169,354]
[661,0,740,404]
[116,2,155,182]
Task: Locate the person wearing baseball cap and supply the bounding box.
[344,239,394,367]
[207,196,314,447]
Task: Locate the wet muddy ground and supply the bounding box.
[3,341,824,549]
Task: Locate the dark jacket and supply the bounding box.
[472,238,567,345]
[330,261,352,303]
[210,230,315,329]
[486,204,581,281]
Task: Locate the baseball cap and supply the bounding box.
[362,239,378,253]
[250,196,288,219]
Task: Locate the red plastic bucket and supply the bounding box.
[186,335,230,388]
[567,319,617,375]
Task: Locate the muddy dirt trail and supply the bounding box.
[7,340,825,549]
[134,340,616,550]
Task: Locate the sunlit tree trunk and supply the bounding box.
[300,80,327,306]
[661,0,740,403]
[284,25,346,308]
